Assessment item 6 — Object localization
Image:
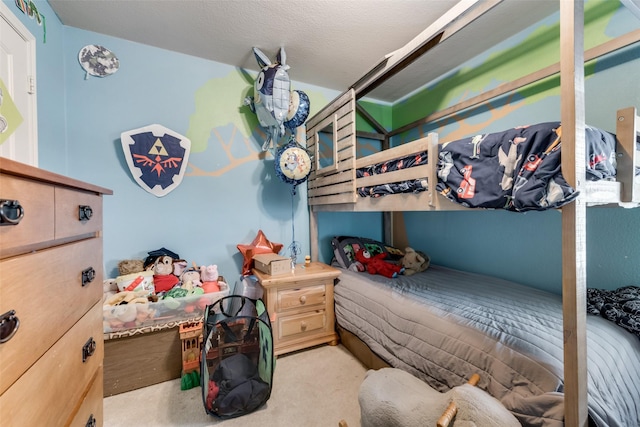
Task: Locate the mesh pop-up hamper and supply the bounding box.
[201,295,274,418]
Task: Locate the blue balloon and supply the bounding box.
[284,90,310,131]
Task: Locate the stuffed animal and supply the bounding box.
[180,268,202,292]
[200,264,221,293]
[401,247,430,276]
[355,249,404,279]
[150,255,180,293]
[118,259,145,276]
[103,279,118,303]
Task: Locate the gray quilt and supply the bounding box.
[334,266,640,427]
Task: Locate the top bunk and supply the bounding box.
[305,0,640,213]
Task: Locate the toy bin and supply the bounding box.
[103,282,230,333]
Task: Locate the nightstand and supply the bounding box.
[252,262,341,356]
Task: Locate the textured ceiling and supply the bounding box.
[48,0,462,102]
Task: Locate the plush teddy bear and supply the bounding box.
[199,264,221,293]
[355,249,405,279]
[401,247,430,276]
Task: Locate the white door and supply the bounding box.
[0,2,38,166]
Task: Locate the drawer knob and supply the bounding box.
[82,337,96,362]
[300,321,307,331]
[78,205,93,221]
[82,267,96,287]
[0,310,20,343]
[85,414,96,427]
[0,199,24,226]
[299,295,306,304]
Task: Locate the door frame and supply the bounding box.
[0,1,38,166]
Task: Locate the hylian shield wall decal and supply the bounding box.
[121,124,191,197]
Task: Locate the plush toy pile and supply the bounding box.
[103,247,229,332]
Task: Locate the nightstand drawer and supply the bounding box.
[277,284,325,311]
[252,262,340,355]
[279,310,326,339]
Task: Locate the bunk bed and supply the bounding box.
[304,1,640,426]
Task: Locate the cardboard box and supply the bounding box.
[253,253,292,276]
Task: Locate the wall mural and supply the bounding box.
[184,68,326,178]
[391,0,621,145]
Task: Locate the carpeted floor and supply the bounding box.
[103,344,367,427]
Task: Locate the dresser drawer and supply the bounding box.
[0,303,103,426]
[0,174,55,256]
[69,368,104,427]
[0,238,103,394]
[278,310,327,339]
[55,186,103,240]
[277,284,326,312]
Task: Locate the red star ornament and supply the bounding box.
[237,230,284,276]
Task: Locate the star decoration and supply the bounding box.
[237,230,283,276]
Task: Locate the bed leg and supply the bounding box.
[338,420,349,427]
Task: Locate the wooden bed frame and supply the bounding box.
[305,2,640,426]
[308,105,638,213]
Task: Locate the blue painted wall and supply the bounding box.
[6,0,339,288]
[6,1,639,294]
[392,3,640,293]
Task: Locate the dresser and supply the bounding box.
[252,262,341,356]
[0,157,112,426]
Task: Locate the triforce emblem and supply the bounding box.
[121,124,191,197]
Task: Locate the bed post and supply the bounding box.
[389,212,409,250]
[560,1,588,426]
[310,208,319,262]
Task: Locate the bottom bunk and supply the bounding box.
[332,265,640,427]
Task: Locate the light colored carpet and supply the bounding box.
[104,344,366,427]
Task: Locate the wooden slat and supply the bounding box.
[309,192,357,206]
[308,181,354,198]
[307,89,354,129]
[615,107,638,203]
[309,168,353,187]
[356,131,386,141]
[311,191,467,212]
[357,165,429,188]
[355,136,431,169]
[559,2,588,427]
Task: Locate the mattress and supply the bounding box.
[356,123,625,211]
[334,265,640,427]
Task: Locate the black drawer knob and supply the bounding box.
[85,414,96,427]
[82,337,96,362]
[0,310,20,343]
[0,199,24,226]
[78,205,93,221]
[81,267,96,287]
